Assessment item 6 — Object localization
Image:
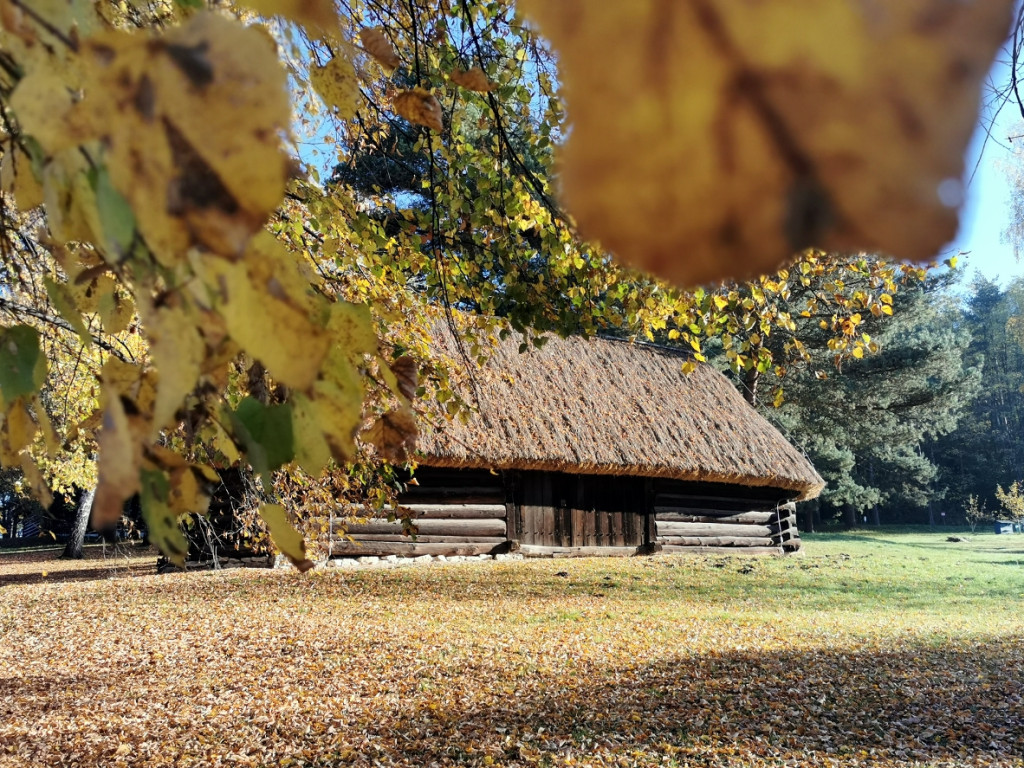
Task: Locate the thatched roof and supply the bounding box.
[417,327,825,500]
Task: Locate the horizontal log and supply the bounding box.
[334,518,506,537]
[401,485,504,498]
[517,545,642,558]
[400,503,507,519]
[338,534,507,545]
[338,503,506,520]
[654,492,783,509]
[656,521,773,538]
[330,541,506,557]
[657,535,775,547]
[659,545,783,556]
[397,494,504,506]
[655,510,774,524]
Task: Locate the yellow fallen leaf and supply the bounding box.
[394,87,443,133]
[519,0,1013,286]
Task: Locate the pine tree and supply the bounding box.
[764,274,980,524]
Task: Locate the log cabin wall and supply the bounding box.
[651,478,801,555]
[512,471,646,557]
[329,468,803,558]
[330,467,511,558]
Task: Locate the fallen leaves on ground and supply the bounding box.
[0,536,1022,767]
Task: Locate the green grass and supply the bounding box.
[1,529,1022,767]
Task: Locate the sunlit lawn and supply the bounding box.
[1,530,1022,767]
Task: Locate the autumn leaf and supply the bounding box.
[363,405,417,462]
[239,0,337,38]
[359,26,400,70]
[0,325,47,403]
[390,356,418,401]
[230,397,295,476]
[139,468,189,567]
[259,503,314,571]
[518,0,1013,286]
[450,66,496,93]
[394,88,443,133]
[92,392,141,532]
[141,302,205,436]
[310,52,361,118]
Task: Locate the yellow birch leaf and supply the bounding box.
[72,12,290,265]
[141,302,205,436]
[518,0,1013,286]
[259,503,314,572]
[202,248,329,391]
[394,88,443,133]
[157,13,290,233]
[92,389,141,531]
[329,300,378,360]
[167,466,209,517]
[43,276,91,347]
[291,392,332,475]
[0,149,43,210]
[1,398,36,462]
[97,280,135,335]
[239,0,337,37]
[32,396,60,458]
[19,453,52,509]
[359,26,400,70]
[390,356,418,401]
[310,52,361,118]
[8,68,78,155]
[450,66,496,92]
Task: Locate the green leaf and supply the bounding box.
[89,165,136,259]
[43,276,91,348]
[230,397,295,475]
[0,325,47,404]
[259,503,314,572]
[140,469,189,567]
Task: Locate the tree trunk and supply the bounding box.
[843,503,857,529]
[61,487,95,560]
[801,503,815,533]
[742,367,759,406]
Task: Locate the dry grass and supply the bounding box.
[1,531,1022,767]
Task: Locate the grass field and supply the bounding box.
[1,530,1022,767]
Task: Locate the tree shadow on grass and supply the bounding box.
[356,638,1023,766]
[0,547,158,587]
[2,628,1021,766]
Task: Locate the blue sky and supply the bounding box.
[952,54,1023,287]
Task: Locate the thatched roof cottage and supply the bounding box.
[333,330,824,558]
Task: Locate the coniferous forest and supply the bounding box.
[748,271,1024,528]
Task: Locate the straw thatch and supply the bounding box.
[418,327,825,500]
